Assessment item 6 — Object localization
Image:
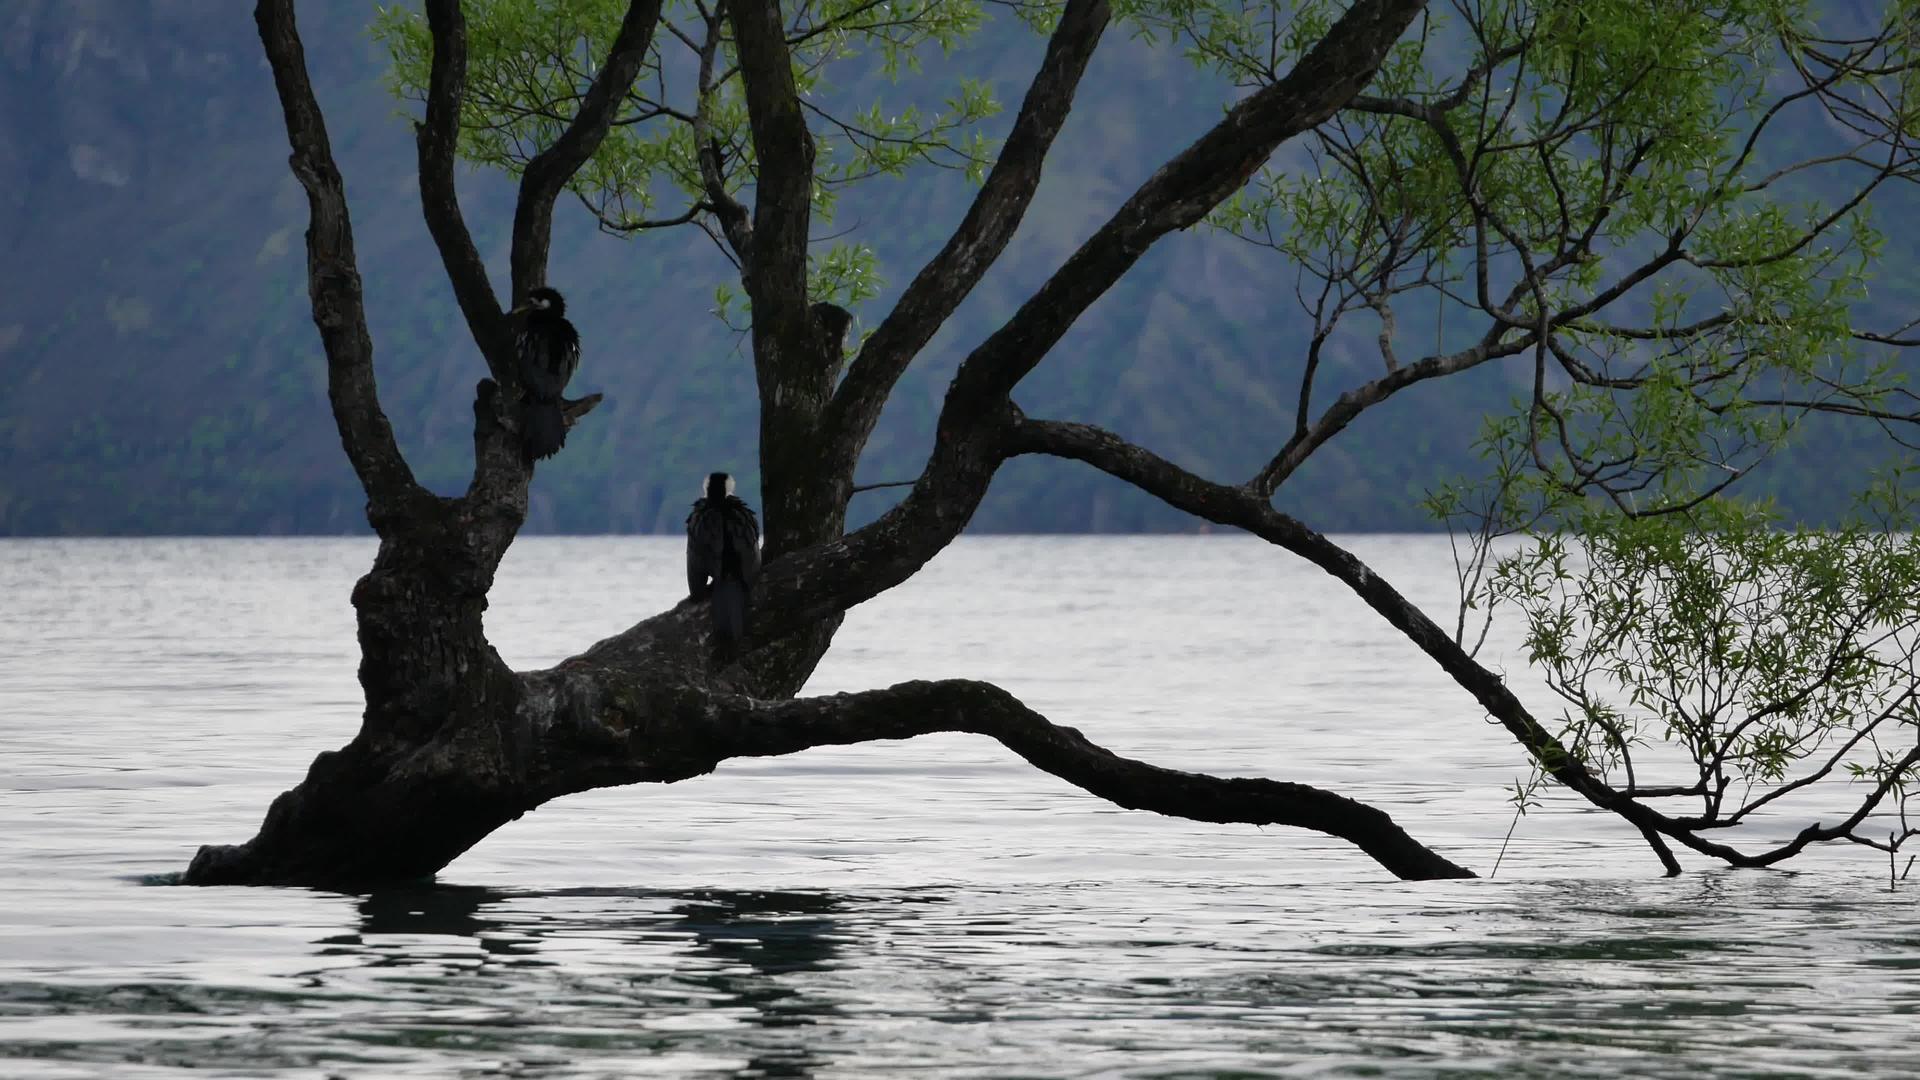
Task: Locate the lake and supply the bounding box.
[0,535,1914,1078]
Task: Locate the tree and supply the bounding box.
[186,0,1920,887]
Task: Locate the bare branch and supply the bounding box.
[254,0,423,520]
[821,0,1113,473]
[418,0,514,380]
[943,0,1429,414]
[694,1,754,261]
[1007,416,1623,805]
[521,671,1477,880]
[1256,328,1532,495]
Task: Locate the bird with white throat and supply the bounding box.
[685,472,762,656]
[508,286,580,465]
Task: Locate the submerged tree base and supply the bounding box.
[185,618,1478,887]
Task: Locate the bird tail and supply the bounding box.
[521,399,568,464]
[711,574,749,655]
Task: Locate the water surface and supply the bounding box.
[1,536,1914,1077]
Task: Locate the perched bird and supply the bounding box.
[509,286,580,464]
[686,472,762,654]
[811,301,854,382]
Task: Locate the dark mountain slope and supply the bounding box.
[0,4,1903,536]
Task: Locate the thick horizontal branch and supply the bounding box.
[254,0,422,520]
[1011,414,1920,874]
[528,670,1476,880]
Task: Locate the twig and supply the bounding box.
[562,392,605,427]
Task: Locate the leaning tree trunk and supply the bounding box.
[188,522,528,885]
[185,0,1484,887]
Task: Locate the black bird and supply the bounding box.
[811,301,853,381]
[510,286,580,464]
[686,472,762,654]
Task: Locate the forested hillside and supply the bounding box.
[0,1,1906,535]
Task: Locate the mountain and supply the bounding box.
[0,2,1907,536]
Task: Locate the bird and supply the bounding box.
[686,471,762,656]
[811,301,853,382]
[509,286,580,465]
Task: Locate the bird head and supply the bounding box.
[511,286,566,318]
[705,472,733,502]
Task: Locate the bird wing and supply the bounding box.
[517,320,581,400]
[723,497,762,585]
[686,499,724,593]
[554,319,581,386]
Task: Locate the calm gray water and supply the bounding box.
[0,535,1914,1078]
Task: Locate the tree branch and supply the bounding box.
[578,399,1019,675]
[589,0,1426,679]
[1255,328,1532,495]
[1002,418,1667,832]
[524,670,1476,880]
[728,0,816,372]
[943,0,1428,413]
[822,0,1112,472]
[562,393,605,426]
[419,0,514,380]
[694,1,754,261]
[190,662,1476,885]
[254,0,423,521]
[508,0,666,301]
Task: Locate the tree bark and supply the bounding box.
[189,664,1474,885]
[255,0,423,520]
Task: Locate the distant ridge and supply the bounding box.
[0,4,1904,535]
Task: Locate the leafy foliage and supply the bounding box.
[372,0,1002,307]
[1193,0,1920,861]
[1488,484,1920,853]
[1217,0,1917,507]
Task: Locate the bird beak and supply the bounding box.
[508,303,533,317]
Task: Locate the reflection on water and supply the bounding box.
[337,886,846,1077]
[2,878,1917,1078]
[0,538,1917,1077]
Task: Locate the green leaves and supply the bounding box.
[372,0,1012,274]
[1486,496,1920,810]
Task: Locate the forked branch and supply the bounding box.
[823,0,1113,472]
[944,0,1429,412]
[509,0,667,299]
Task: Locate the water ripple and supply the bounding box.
[1,538,1917,1077]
